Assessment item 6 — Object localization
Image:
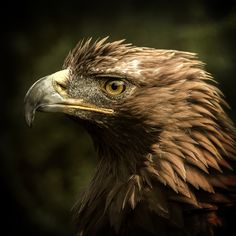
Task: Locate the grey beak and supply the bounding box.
[24,69,69,127]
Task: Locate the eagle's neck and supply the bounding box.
[75,150,153,235]
[74,124,160,234]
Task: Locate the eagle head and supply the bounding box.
[24,37,236,236]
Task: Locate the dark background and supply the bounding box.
[1,1,236,235]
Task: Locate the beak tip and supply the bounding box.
[24,100,35,127]
[25,111,34,127]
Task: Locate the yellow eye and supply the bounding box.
[104,80,126,96]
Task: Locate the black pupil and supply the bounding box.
[111,82,120,90]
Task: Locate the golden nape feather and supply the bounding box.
[24,38,236,236]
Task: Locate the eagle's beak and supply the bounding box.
[24,69,70,127]
[24,69,114,127]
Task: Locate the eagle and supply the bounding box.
[24,37,236,236]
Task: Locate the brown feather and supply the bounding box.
[66,38,236,235]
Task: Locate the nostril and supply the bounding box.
[56,81,67,91]
[53,80,68,97]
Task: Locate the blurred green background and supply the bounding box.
[1,0,236,235]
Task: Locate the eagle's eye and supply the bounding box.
[104,79,126,96]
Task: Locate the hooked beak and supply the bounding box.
[24,69,114,127]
